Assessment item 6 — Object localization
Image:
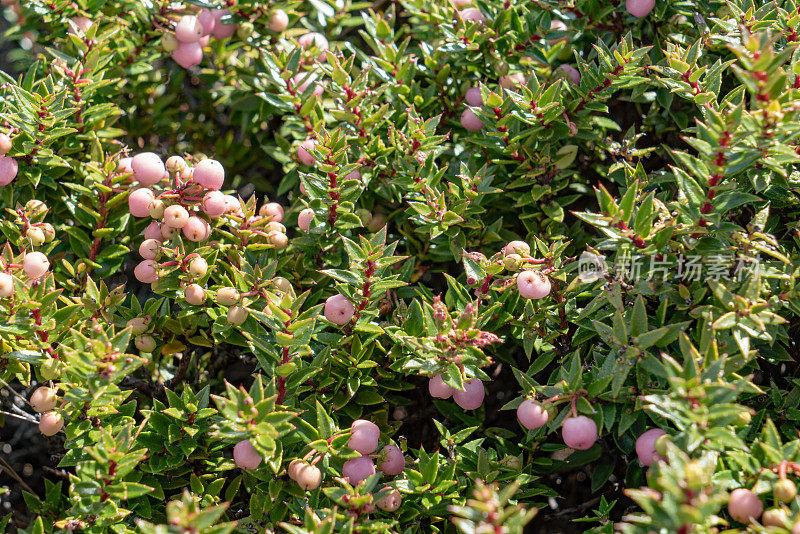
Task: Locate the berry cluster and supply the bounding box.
[162,9,240,68]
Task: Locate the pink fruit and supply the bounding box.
[132,152,166,186]
[299,182,307,195]
[161,224,178,240]
[134,260,159,284]
[202,191,227,217]
[557,64,581,85]
[291,72,324,96]
[197,9,216,36]
[503,240,530,256]
[189,257,208,277]
[259,202,284,222]
[180,166,194,184]
[175,15,203,43]
[184,283,206,305]
[135,334,156,352]
[148,199,165,219]
[127,316,151,335]
[378,445,405,475]
[216,287,240,306]
[0,155,18,186]
[635,428,667,466]
[728,488,763,523]
[268,231,288,249]
[193,159,225,190]
[297,139,317,166]
[499,73,526,89]
[224,195,242,215]
[183,216,210,242]
[298,32,328,61]
[163,205,190,228]
[23,252,49,279]
[39,411,63,436]
[428,374,454,399]
[626,0,655,18]
[0,272,13,298]
[296,463,322,490]
[324,294,355,325]
[30,387,57,413]
[117,157,133,174]
[516,270,551,299]
[376,489,402,512]
[465,87,482,106]
[288,459,303,480]
[233,440,262,469]
[211,9,237,39]
[460,8,485,24]
[349,419,380,454]
[517,399,549,430]
[460,109,484,131]
[67,17,92,36]
[227,305,248,325]
[298,208,315,231]
[165,155,186,173]
[562,415,598,450]
[129,188,155,217]
[172,42,203,68]
[0,133,12,155]
[453,378,485,410]
[270,9,289,32]
[139,239,161,260]
[342,456,375,485]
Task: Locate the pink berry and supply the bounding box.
[557,64,581,85]
[259,202,284,222]
[288,459,303,480]
[499,73,526,89]
[180,166,194,184]
[67,17,92,36]
[378,445,404,475]
[189,257,208,277]
[197,9,216,36]
[562,415,598,450]
[39,411,63,436]
[161,224,178,240]
[270,9,289,32]
[517,399,548,430]
[298,208,315,231]
[635,428,667,466]
[216,287,240,306]
[139,239,161,260]
[132,152,166,186]
[291,72,324,96]
[117,156,133,174]
[183,215,210,242]
[516,270,551,299]
[233,440,262,469]
[428,374,454,399]
[299,182,307,195]
[202,191,227,217]
[175,15,203,43]
[23,252,49,279]
[376,489,402,512]
[165,155,186,174]
[342,456,375,486]
[626,0,655,18]
[224,195,242,215]
[503,240,530,256]
[163,205,190,228]
[211,9,237,39]
[460,8,485,24]
[0,133,12,155]
[349,419,380,454]
[184,283,206,305]
[0,272,13,298]
[297,139,317,166]
[465,87,482,106]
[728,488,763,524]
[128,188,155,217]
[453,379,485,410]
[134,260,159,284]
[0,155,18,186]
[227,305,248,325]
[296,463,322,490]
[127,316,151,335]
[460,109,484,131]
[30,386,57,413]
[298,32,328,61]
[193,159,225,190]
[135,334,156,352]
[324,294,355,325]
[172,42,203,68]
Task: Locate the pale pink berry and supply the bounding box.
[163,205,190,229]
[635,428,666,466]
[189,257,208,277]
[296,463,322,490]
[135,334,156,352]
[227,305,248,325]
[259,202,284,222]
[175,15,203,43]
[193,159,225,190]
[557,64,580,85]
[216,287,240,306]
[0,272,13,298]
[465,87,482,106]
[23,252,49,279]
[224,195,242,215]
[324,294,355,325]
[39,411,63,436]
[202,191,227,217]
[183,215,210,242]
[291,72,323,96]
[299,182,307,195]
[165,155,186,173]
[132,152,166,186]
[517,399,548,430]
[460,7,485,24]
[428,374,454,399]
[30,386,57,413]
[134,260,159,284]
[211,9,237,39]
[139,239,161,260]
[197,9,216,36]
[342,456,375,486]
[288,459,303,480]
[378,445,404,475]
[233,440,262,469]
[460,109,484,131]
[297,139,317,166]
[67,17,92,36]
[184,283,206,305]
[161,224,178,240]
[626,0,655,18]
[376,489,402,512]
[728,488,763,524]
[453,378,485,410]
[268,231,288,249]
[269,9,289,32]
[128,188,155,217]
[172,42,203,68]
[499,73,526,89]
[0,133,12,155]
[349,419,380,454]
[298,208,315,231]
[503,240,530,256]
[148,199,165,219]
[117,157,133,175]
[562,415,598,450]
[0,155,18,186]
[298,32,328,61]
[127,316,151,335]
[180,165,194,184]
[516,270,551,299]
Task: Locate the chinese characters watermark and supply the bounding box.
[577,251,761,283]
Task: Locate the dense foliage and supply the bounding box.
[3,0,800,532]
